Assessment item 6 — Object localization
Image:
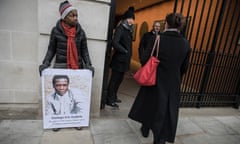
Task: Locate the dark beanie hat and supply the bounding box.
[123,6,135,20]
[59,1,77,19]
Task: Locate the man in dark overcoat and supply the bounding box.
[139,21,161,66]
[106,7,135,108]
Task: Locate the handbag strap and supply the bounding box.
[150,35,160,57]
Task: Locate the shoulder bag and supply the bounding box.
[133,35,160,86]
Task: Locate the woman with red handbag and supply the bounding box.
[129,13,191,144]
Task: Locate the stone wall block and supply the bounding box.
[12,32,38,62]
[0,30,11,60]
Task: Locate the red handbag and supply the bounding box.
[133,36,160,86]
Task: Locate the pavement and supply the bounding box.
[1,73,240,144]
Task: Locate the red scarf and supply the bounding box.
[61,21,79,69]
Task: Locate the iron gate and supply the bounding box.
[174,0,240,108]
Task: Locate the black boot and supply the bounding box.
[52,128,60,132]
[153,139,166,144]
[75,127,82,130]
[115,98,122,103]
[106,102,119,108]
[140,125,149,137]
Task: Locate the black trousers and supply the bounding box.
[107,69,125,103]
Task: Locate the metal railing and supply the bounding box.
[174,0,240,108]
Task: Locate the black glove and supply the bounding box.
[39,64,49,76]
[86,65,95,77]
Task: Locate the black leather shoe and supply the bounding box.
[106,102,119,108]
[75,127,82,130]
[153,139,166,144]
[115,98,122,103]
[160,140,166,144]
[52,128,60,132]
[140,125,149,137]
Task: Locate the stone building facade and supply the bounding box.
[0,0,111,117]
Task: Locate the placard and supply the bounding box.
[41,69,92,129]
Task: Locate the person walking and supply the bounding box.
[106,7,135,108]
[128,13,191,144]
[39,0,94,131]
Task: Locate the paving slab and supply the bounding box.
[41,128,93,144]
[189,117,238,136]
[0,120,43,144]
[180,133,240,144]
[214,116,240,134]
[90,119,141,144]
[176,117,204,136]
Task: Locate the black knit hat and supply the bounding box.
[123,6,135,20]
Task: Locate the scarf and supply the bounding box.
[121,20,133,32]
[61,21,79,69]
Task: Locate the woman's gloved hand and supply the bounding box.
[86,65,95,77]
[39,64,49,76]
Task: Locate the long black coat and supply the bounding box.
[110,23,132,72]
[128,31,191,143]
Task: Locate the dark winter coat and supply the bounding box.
[42,20,92,68]
[128,30,191,143]
[139,30,161,65]
[110,22,132,72]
